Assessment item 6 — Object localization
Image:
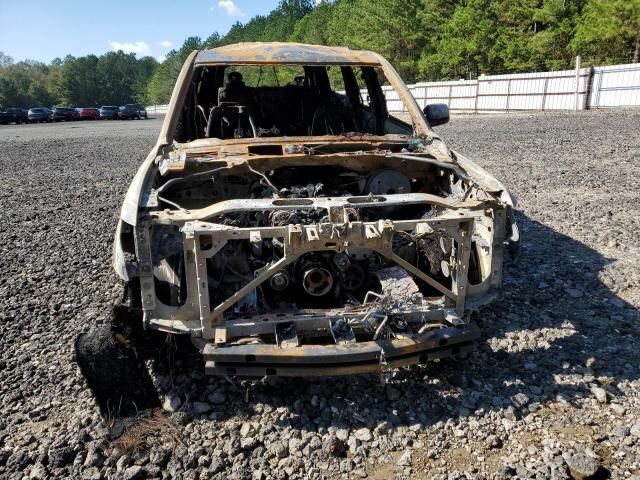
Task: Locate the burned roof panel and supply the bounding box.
[194,42,382,66]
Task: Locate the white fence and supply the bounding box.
[387,61,640,113]
[145,104,168,115]
[590,63,640,108]
[147,61,640,115]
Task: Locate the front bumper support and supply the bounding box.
[203,323,480,376]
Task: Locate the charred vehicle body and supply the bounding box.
[113,43,519,376]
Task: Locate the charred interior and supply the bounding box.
[174,63,412,142]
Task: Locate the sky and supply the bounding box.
[0,0,281,63]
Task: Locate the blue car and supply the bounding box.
[99,106,119,120]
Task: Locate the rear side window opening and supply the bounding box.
[175,64,411,143]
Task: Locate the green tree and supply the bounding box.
[324,0,440,81]
[204,32,223,49]
[147,37,203,104]
[418,0,497,79]
[290,1,336,45]
[0,52,14,68]
[262,0,314,41]
[572,0,640,63]
[0,60,58,107]
[531,0,585,70]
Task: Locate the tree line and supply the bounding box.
[1,0,638,108]
[0,50,157,109]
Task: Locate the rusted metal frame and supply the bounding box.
[392,216,481,230]
[149,317,201,333]
[179,134,413,153]
[205,347,465,376]
[160,50,198,146]
[134,222,156,328]
[451,220,472,316]
[489,207,506,288]
[194,44,435,139]
[146,227,222,334]
[184,216,474,339]
[203,323,480,365]
[387,252,456,301]
[148,249,202,331]
[390,217,474,305]
[371,52,436,139]
[183,216,479,240]
[187,222,287,238]
[208,255,299,329]
[205,338,476,377]
[197,59,379,66]
[153,192,482,224]
[194,44,381,66]
[218,307,455,338]
[185,230,228,338]
[205,362,372,376]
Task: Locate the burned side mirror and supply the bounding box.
[423,103,449,127]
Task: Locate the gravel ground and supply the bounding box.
[0,111,639,480]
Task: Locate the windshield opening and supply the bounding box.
[174,64,412,143]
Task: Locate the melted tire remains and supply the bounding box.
[75,315,160,418]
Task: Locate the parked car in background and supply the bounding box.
[99,106,119,120]
[77,107,100,120]
[50,107,77,122]
[0,108,28,124]
[27,108,52,123]
[138,105,148,119]
[118,104,143,119]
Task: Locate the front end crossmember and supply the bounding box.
[135,194,493,376]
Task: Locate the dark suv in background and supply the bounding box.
[0,108,28,124]
[118,104,144,120]
[50,107,77,121]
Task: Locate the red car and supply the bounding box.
[76,108,100,120]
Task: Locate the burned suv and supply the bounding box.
[113,43,519,377]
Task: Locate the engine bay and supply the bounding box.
[150,160,487,320]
